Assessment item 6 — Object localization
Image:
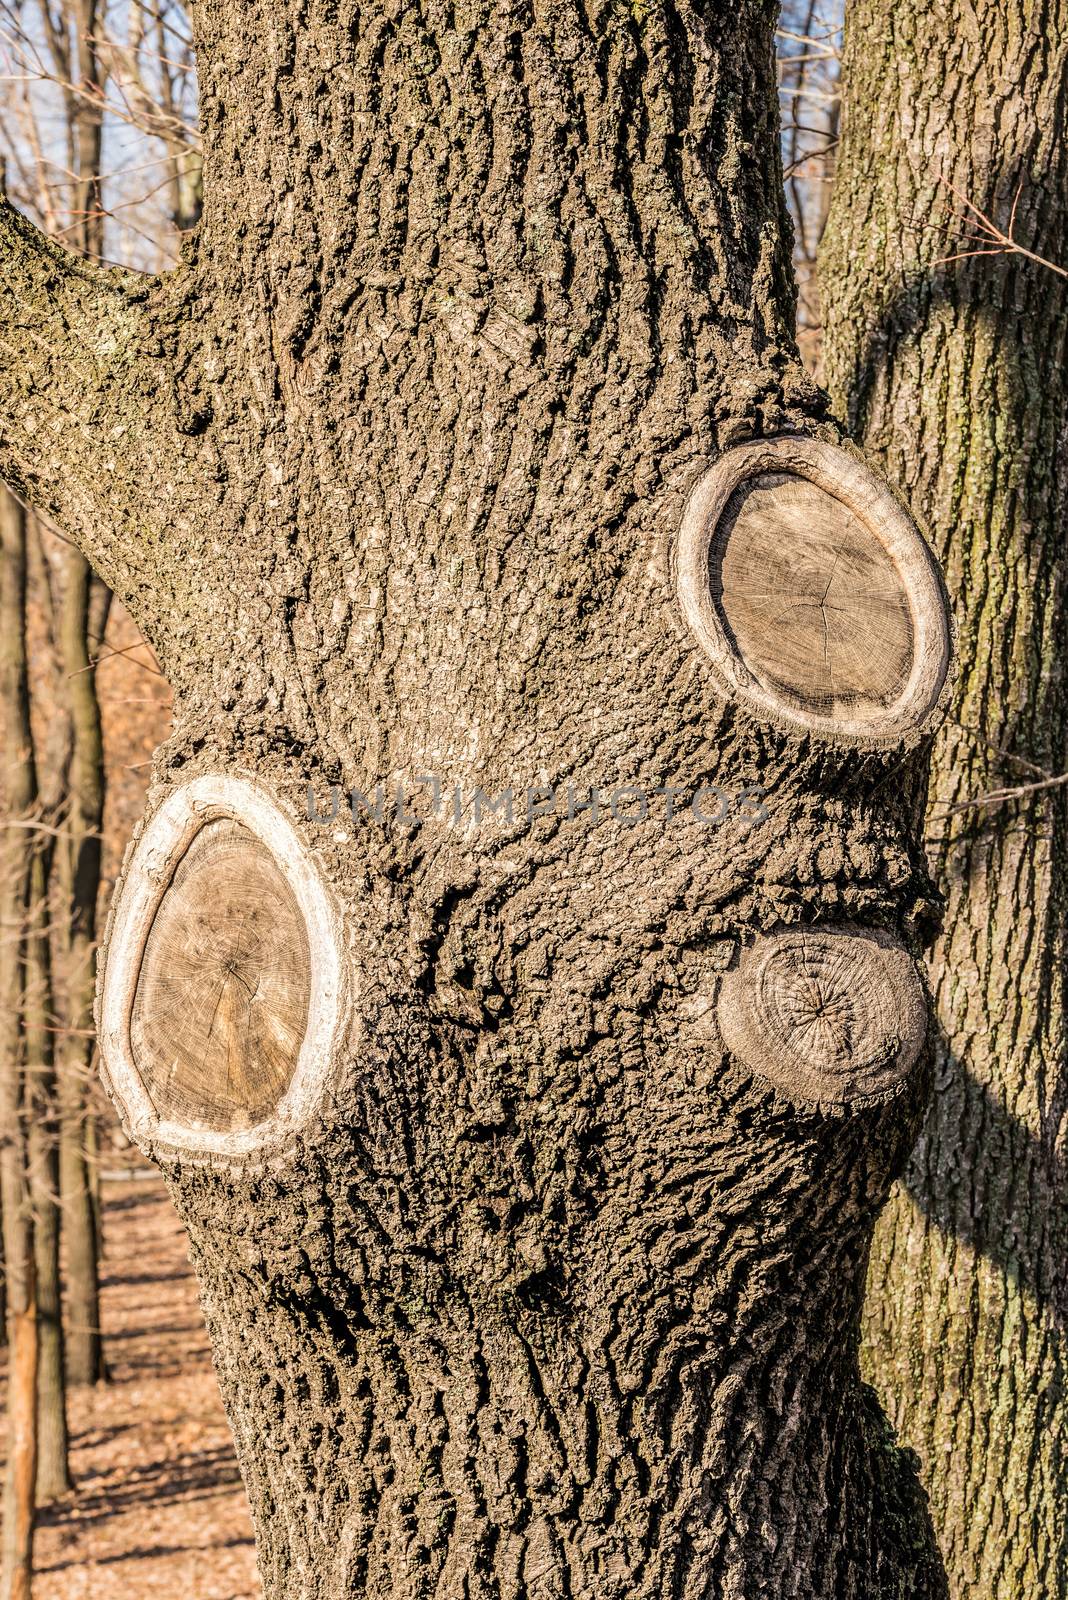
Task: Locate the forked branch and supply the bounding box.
[933,178,1068,279]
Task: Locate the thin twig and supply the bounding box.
[0,819,103,840]
[933,769,1068,817]
[930,177,1068,280]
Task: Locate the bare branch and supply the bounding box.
[0,193,192,649]
[931,177,1068,280]
[932,768,1068,818]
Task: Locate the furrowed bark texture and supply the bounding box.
[4,2,954,1595]
[822,4,1068,1596]
[0,202,200,666]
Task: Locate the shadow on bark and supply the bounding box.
[832,253,1067,1339]
[897,1020,1068,1333]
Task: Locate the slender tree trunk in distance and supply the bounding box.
[153,1,204,239]
[0,1257,38,1600]
[821,3,1068,1596]
[38,0,113,1391]
[0,483,39,1598]
[0,487,71,1498]
[24,836,70,1501]
[54,546,111,1387]
[1,3,959,1594]
[0,1194,6,1345]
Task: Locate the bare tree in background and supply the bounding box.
[0,0,197,1519]
[0,0,199,264]
[0,485,42,1600]
[98,0,201,237]
[776,0,840,370]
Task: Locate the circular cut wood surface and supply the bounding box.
[717,925,927,1107]
[711,472,913,722]
[130,818,311,1135]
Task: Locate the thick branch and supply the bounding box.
[0,197,201,672]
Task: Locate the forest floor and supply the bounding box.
[1,1172,261,1600]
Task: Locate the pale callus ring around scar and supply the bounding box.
[676,437,952,744]
[98,775,344,1158]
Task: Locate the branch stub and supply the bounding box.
[676,438,951,745]
[717,924,928,1107]
[98,775,344,1158]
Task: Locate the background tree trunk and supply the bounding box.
[50,0,112,1393]
[0,484,71,1499]
[24,819,71,1500]
[821,3,1068,1596]
[0,484,40,1596]
[0,1252,37,1600]
[54,544,111,1388]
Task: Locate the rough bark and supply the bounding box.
[0,199,198,666]
[821,4,1068,1596]
[2,2,958,1595]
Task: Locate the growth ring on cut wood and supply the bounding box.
[676,438,951,744]
[129,820,310,1134]
[98,775,344,1158]
[717,925,927,1107]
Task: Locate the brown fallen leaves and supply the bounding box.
[1,1170,261,1600]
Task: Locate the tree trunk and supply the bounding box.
[0,1199,6,1349]
[43,0,112,1393]
[0,1256,37,1600]
[0,484,39,1598]
[821,4,1068,1597]
[24,836,71,1501]
[0,488,71,1499]
[2,3,958,1594]
[54,546,111,1388]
